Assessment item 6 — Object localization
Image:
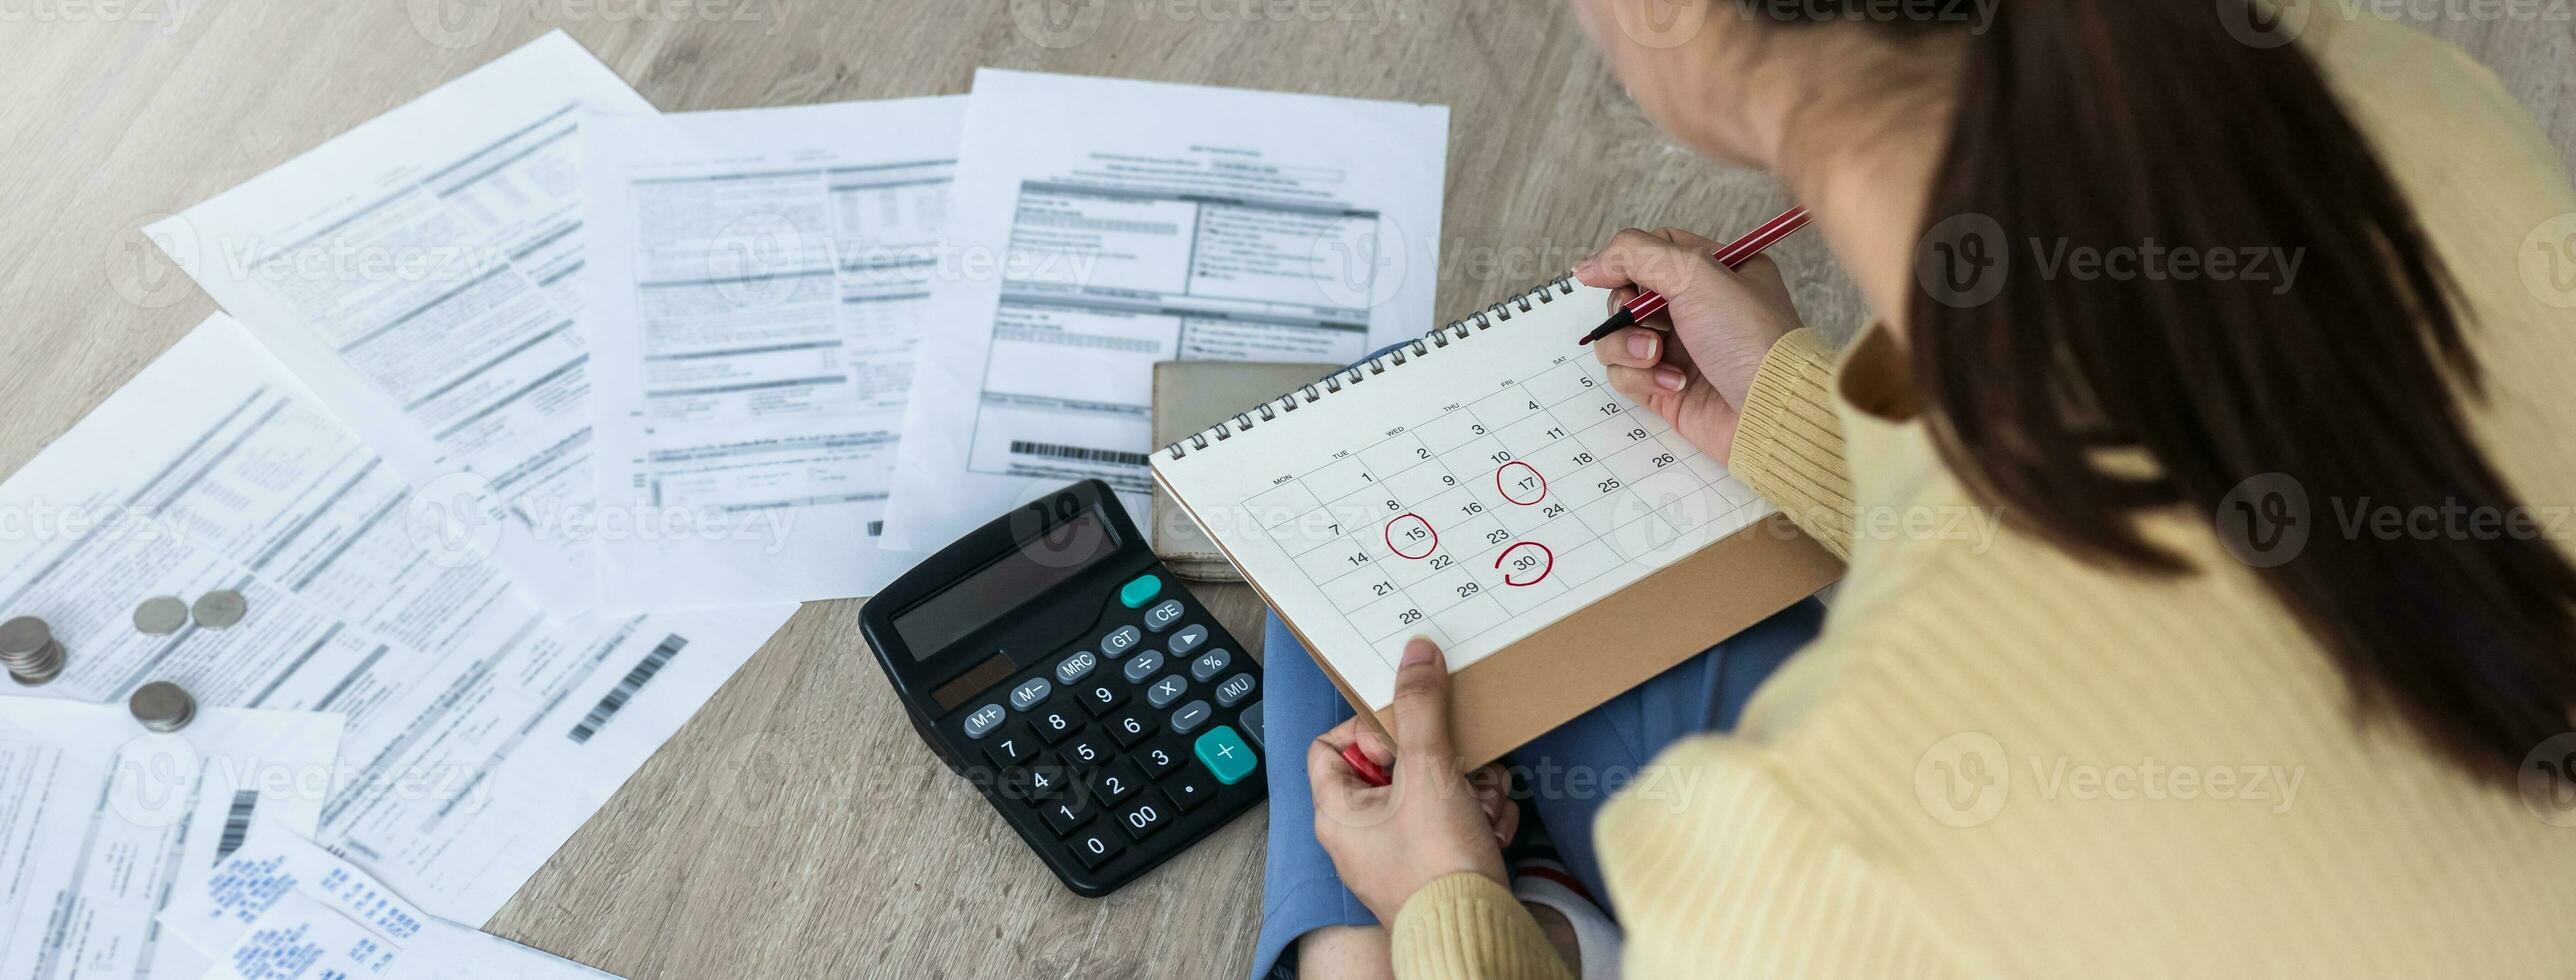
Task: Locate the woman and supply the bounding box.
[1256,1,2576,976]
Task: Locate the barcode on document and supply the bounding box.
[568,634,688,744]
[216,789,257,862]
[1009,440,1149,468]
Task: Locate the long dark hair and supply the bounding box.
[1744,0,2576,777]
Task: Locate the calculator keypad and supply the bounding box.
[938,576,1263,893]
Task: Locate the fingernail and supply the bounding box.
[1626,331,1657,360]
[1654,366,1687,391]
[1401,636,1439,668]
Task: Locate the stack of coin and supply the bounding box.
[0,616,66,685]
[129,681,196,732]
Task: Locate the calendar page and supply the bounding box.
[1151,280,1775,709]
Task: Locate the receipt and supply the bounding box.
[168,820,617,979]
[0,315,794,922]
[579,97,967,609]
[0,697,341,980]
[147,31,657,608]
[881,69,1448,549]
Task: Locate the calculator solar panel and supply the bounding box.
[859,480,1265,896]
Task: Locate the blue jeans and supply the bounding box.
[1248,599,1825,979]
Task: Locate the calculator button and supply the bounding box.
[1119,574,1162,609]
[1061,732,1112,767]
[1167,624,1209,656]
[1071,828,1125,870]
[1091,759,1145,805]
[1116,799,1172,841]
[983,728,1038,768]
[1078,682,1127,716]
[1121,649,1164,684]
[1107,710,1158,747]
[1101,626,1143,659]
[1164,771,1215,812]
[1012,763,1073,802]
[1008,677,1053,712]
[1194,725,1259,785]
[1143,599,1185,632]
[1237,701,1265,749]
[1054,651,1098,684]
[1145,675,1188,709]
[1040,795,1093,836]
[960,703,1007,739]
[1214,672,1257,707]
[1188,648,1232,683]
[1033,702,1082,743]
[1171,699,1213,735]
[1136,740,1184,778]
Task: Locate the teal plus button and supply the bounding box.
[1118,573,1162,609]
[1194,725,1258,785]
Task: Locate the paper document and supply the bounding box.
[0,697,342,980]
[580,97,966,608]
[148,31,656,609]
[165,819,618,979]
[0,315,795,922]
[882,69,1449,550]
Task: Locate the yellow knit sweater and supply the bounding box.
[1391,14,2576,978]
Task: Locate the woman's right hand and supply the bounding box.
[1577,228,1805,465]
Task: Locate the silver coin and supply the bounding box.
[191,590,248,629]
[0,616,50,657]
[134,596,189,635]
[129,681,196,732]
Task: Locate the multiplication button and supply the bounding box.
[1145,675,1188,709]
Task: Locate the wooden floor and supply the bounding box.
[0,4,2566,978]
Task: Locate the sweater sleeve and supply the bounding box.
[1600,736,1993,978]
[1726,328,1858,562]
[1390,873,1576,980]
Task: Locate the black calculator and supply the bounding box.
[859,479,1266,897]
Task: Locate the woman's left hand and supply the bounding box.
[1309,637,1512,923]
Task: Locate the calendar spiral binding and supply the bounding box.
[1161,273,1580,461]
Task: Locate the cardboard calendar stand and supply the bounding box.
[1200,501,1844,767]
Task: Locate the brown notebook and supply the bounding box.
[1150,275,1842,764]
[1151,361,1340,582]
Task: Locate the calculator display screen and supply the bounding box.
[893,508,1116,659]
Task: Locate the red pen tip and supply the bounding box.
[1342,742,1391,786]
